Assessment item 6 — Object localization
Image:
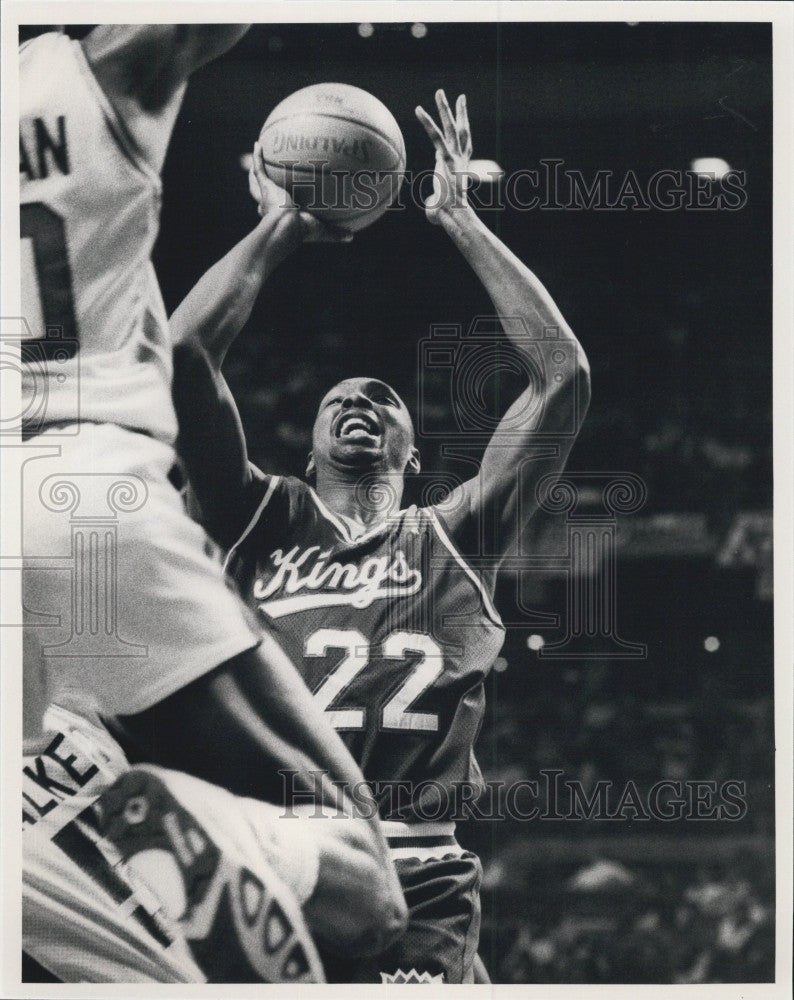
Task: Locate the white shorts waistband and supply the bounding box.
[380,821,464,861]
[380,821,456,840]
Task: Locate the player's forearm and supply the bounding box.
[176,25,252,75]
[170,209,303,366]
[442,205,586,368]
[251,635,379,807]
[438,206,591,562]
[248,635,400,870]
[84,25,251,107]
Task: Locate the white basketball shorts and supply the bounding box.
[21,422,260,720]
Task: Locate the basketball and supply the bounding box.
[259,83,406,232]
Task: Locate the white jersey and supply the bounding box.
[19,33,257,727]
[23,706,204,982]
[19,32,177,444]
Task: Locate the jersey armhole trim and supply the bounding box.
[222,476,281,573]
[72,38,162,187]
[425,508,502,628]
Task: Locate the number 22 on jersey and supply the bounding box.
[306,628,443,733]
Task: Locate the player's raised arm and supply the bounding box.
[80,24,250,171]
[171,144,351,545]
[171,142,350,363]
[416,91,591,587]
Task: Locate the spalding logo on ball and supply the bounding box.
[259,83,406,232]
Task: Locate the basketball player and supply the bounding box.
[19,26,406,982]
[171,89,591,983]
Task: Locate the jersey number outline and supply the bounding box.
[52,807,174,949]
[306,628,443,732]
[21,202,79,358]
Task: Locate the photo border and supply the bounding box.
[2,3,791,997]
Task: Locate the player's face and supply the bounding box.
[310,377,418,476]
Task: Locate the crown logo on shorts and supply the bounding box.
[380,969,445,984]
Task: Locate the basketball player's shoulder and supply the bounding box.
[409,501,460,537]
[281,475,314,500]
[420,502,475,566]
[19,29,69,62]
[231,471,310,547]
[414,501,503,624]
[248,470,311,511]
[21,31,92,94]
[19,32,83,101]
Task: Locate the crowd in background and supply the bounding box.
[221,316,771,531]
[470,660,774,983]
[484,860,774,984]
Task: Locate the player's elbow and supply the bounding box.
[575,346,592,413]
[179,26,251,71]
[172,336,223,389]
[137,26,249,108]
[562,340,591,424]
[544,341,590,433]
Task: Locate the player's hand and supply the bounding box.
[415,89,473,226]
[248,141,353,243]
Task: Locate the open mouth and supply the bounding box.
[334,410,382,443]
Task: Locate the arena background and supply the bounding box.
[92,21,772,984]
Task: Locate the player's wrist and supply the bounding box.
[255,205,305,250]
[437,201,481,242]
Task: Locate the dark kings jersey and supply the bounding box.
[224,475,505,823]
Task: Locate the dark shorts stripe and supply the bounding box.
[385,834,458,849]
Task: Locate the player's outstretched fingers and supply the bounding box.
[434,88,457,149]
[415,105,447,155]
[456,94,473,157]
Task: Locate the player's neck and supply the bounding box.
[315,471,404,527]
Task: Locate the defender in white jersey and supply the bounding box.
[20,28,255,717]
[19,26,406,982]
[171,92,591,982]
[20,30,176,442]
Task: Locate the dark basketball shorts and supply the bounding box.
[322,822,483,984]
